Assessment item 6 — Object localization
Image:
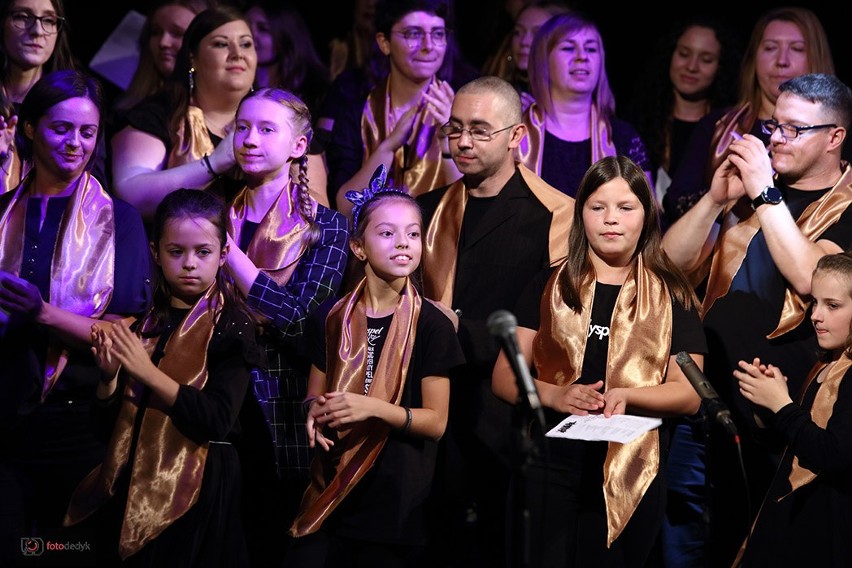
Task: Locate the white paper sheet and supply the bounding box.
[88,10,146,90]
[545,414,662,444]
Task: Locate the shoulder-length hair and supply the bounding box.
[735,6,834,130]
[558,155,699,312]
[527,12,615,120]
[16,69,103,170]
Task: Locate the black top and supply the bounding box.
[0,193,152,426]
[307,299,465,545]
[741,364,852,567]
[514,267,707,467]
[540,118,651,198]
[703,182,852,436]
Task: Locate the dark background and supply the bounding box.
[71,1,850,111]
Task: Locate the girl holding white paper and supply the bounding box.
[492,155,706,567]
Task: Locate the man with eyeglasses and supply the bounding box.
[417,75,574,567]
[662,73,852,566]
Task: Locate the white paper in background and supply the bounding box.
[88,10,146,90]
[546,413,663,444]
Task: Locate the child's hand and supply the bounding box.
[313,391,377,429]
[91,324,119,378]
[306,394,335,451]
[107,320,156,383]
[554,380,605,416]
[602,387,628,417]
[734,360,792,413]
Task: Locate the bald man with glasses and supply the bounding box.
[417,75,574,566]
[663,73,852,567]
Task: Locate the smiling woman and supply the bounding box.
[109,5,257,220]
[325,0,462,219]
[518,12,653,198]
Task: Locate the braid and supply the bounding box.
[297,154,321,245]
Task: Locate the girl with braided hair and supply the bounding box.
[225,86,350,565]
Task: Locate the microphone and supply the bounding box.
[675,351,738,438]
[487,310,547,431]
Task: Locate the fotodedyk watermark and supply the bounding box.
[21,537,92,556]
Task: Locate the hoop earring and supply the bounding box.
[188,67,195,92]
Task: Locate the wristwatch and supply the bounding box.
[751,186,783,210]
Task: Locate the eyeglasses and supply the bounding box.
[6,11,65,35]
[441,123,517,142]
[392,27,448,48]
[761,119,836,140]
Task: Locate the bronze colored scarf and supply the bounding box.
[167,105,215,168]
[702,164,852,338]
[783,354,852,498]
[63,284,221,559]
[0,171,115,399]
[533,256,671,546]
[290,276,421,537]
[517,102,617,176]
[228,181,315,286]
[421,163,573,307]
[361,77,457,198]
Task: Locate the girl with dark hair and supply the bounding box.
[0,69,150,566]
[285,166,464,568]
[225,87,348,565]
[492,155,706,567]
[64,188,260,567]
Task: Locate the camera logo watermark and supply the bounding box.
[20,538,44,556]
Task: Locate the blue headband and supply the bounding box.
[345,164,408,232]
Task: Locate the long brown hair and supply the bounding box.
[558,155,698,312]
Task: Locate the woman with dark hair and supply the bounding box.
[0,69,150,566]
[625,15,742,217]
[492,155,705,567]
[664,6,835,223]
[110,5,257,219]
[323,0,467,217]
[0,0,111,191]
[519,12,652,198]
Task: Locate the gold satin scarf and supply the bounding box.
[228,182,315,287]
[167,105,215,168]
[289,277,421,537]
[421,163,573,307]
[533,256,671,546]
[0,171,115,399]
[63,284,221,559]
[783,355,852,498]
[702,164,852,338]
[361,77,458,198]
[517,102,617,179]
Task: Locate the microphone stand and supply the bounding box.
[508,375,543,568]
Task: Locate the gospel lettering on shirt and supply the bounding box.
[365,314,393,395]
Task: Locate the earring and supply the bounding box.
[188,67,195,92]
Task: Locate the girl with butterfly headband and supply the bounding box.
[285,165,464,567]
